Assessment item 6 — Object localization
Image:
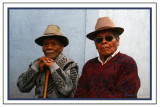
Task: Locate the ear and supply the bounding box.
[42,45,45,52]
[117,37,120,46]
[94,41,98,49]
[60,44,64,52]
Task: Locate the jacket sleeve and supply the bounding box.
[49,61,79,97]
[17,60,39,93]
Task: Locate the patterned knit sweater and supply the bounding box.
[74,52,140,98]
[17,53,79,98]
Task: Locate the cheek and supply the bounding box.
[42,46,46,52]
[95,44,98,49]
[96,45,103,53]
[60,47,63,52]
[110,42,119,52]
[95,42,101,49]
[54,46,63,54]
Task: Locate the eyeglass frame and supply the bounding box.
[94,35,116,43]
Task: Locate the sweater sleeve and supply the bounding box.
[109,57,140,98]
[17,60,39,93]
[106,58,140,98]
[49,61,79,97]
[74,64,88,98]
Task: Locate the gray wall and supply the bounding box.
[9,8,150,99]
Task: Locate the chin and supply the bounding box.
[101,52,112,56]
[45,55,55,59]
[49,56,55,59]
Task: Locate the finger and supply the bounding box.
[39,62,45,71]
[45,57,53,63]
[41,58,47,63]
[39,57,53,65]
[38,57,45,64]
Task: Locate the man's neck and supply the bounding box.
[98,48,119,65]
[100,55,109,64]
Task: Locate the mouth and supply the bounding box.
[101,46,110,50]
[45,50,55,54]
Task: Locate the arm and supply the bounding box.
[49,61,79,97]
[74,65,88,98]
[107,58,140,98]
[115,59,140,98]
[17,60,39,93]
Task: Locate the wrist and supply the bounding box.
[49,63,59,73]
[31,61,39,72]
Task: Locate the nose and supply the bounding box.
[101,37,107,44]
[46,44,53,49]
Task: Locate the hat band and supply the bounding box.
[96,26,114,31]
[44,33,59,36]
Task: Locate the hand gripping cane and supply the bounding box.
[43,69,50,99]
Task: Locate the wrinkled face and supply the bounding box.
[42,37,64,59]
[95,30,119,58]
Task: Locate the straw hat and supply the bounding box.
[35,25,69,47]
[86,17,124,40]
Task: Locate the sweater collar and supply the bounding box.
[53,53,64,62]
[98,48,120,65]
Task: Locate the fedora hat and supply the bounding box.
[86,17,124,40]
[35,25,69,47]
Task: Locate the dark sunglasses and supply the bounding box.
[94,36,114,43]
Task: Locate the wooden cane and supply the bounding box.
[43,69,50,99]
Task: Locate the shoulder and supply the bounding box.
[60,54,77,65]
[29,58,40,67]
[117,52,137,65]
[56,53,79,70]
[86,57,98,64]
[117,53,138,75]
[83,57,98,68]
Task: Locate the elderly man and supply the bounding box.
[74,17,140,98]
[17,25,79,98]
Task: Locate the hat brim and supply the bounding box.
[86,27,124,40]
[35,35,69,47]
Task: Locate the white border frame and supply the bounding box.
[3,2,157,104]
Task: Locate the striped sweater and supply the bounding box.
[74,52,140,98]
[17,53,79,98]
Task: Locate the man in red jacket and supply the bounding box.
[74,17,140,98]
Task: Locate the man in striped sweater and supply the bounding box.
[17,25,79,98]
[74,17,140,98]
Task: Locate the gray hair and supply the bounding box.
[113,31,120,41]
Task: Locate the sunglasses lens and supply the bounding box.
[95,37,103,43]
[105,36,113,41]
[95,36,113,43]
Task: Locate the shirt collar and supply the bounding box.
[98,48,120,65]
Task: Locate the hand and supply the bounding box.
[38,57,54,71]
